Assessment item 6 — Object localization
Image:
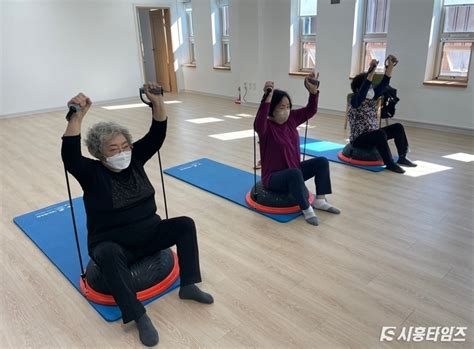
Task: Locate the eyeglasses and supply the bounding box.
[106,143,133,156]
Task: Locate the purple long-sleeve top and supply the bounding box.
[254,92,319,187]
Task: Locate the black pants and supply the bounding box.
[267,157,332,210]
[352,123,409,165]
[90,216,202,323]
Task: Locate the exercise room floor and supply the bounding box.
[1,92,472,348]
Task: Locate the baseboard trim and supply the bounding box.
[183,89,236,101]
[183,89,268,108]
[317,108,346,117]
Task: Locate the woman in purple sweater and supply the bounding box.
[254,75,340,226]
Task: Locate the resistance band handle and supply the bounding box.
[367,61,378,75]
[306,77,320,88]
[139,87,163,108]
[139,86,163,96]
[261,87,273,103]
[385,55,399,68]
[65,103,81,121]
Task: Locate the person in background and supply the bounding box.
[254,74,340,226]
[348,56,417,174]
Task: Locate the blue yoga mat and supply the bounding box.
[300,137,387,172]
[164,158,302,223]
[13,198,180,322]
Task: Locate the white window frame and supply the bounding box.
[361,0,390,73]
[435,3,474,81]
[186,7,196,64]
[220,5,230,67]
[298,0,317,71]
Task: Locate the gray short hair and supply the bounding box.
[85,122,133,160]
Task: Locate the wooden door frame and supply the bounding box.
[134,6,177,93]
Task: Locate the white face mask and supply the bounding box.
[366,87,375,100]
[105,150,132,170]
[272,109,290,124]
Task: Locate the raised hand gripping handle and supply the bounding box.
[385,55,399,68]
[139,86,163,108]
[307,77,320,88]
[65,103,81,121]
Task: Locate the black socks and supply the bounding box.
[134,286,213,346]
[397,156,417,167]
[386,162,405,174]
[387,156,417,173]
[179,284,214,304]
[135,313,159,347]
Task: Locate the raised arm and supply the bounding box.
[144,82,167,122]
[63,93,91,137]
[61,93,96,188]
[351,59,377,108]
[350,79,372,108]
[132,83,168,164]
[254,81,274,135]
[132,119,167,164]
[373,55,396,98]
[373,75,391,99]
[291,72,320,126]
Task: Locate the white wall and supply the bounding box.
[181,0,238,97]
[387,0,474,129]
[181,0,473,130]
[2,0,473,129]
[315,0,354,111]
[0,1,4,116]
[1,0,183,115]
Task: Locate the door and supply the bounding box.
[149,9,177,93]
[137,8,156,83]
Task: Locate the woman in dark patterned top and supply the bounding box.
[348,57,417,173]
[61,85,213,347]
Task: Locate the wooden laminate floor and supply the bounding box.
[0,92,472,348]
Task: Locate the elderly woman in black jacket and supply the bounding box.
[61,84,213,347]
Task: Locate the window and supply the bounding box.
[186,7,196,64]
[436,1,474,81]
[220,5,230,66]
[299,0,317,71]
[362,0,390,72]
[212,0,230,69]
